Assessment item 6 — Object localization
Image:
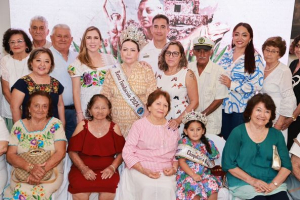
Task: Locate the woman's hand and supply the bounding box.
[168,118,180,130]
[219,74,231,88]
[82,166,97,181]
[76,112,85,124]
[101,166,115,179]
[274,122,283,130]
[281,117,293,130]
[250,178,271,193]
[30,164,46,180]
[163,167,176,176]
[191,173,202,182]
[27,174,41,185]
[142,168,161,179]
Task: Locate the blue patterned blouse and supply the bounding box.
[218,47,265,113]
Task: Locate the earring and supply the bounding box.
[25,47,30,53]
[29,113,31,118]
[9,50,13,55]
[249,117,251,120]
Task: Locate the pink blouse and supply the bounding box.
[122,117,180,172]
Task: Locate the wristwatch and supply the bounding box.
[292,115,297,122]
[272,182,278,187]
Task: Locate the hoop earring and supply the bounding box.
[9,50,13,55]
[28,113,31,119]
[25,47,30,53]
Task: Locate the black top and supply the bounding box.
[289,59,300,104]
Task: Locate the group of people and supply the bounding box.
[0,12,299,200]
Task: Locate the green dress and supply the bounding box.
[222,123,292,187]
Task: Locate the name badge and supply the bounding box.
[143,54,149,58]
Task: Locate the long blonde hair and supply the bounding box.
[78,26,102,69]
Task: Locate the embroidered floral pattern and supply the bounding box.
[81,70,106,87]
[21,75,60,95]
[14,121,61,149]
[12,183,49,200]
[67,65,76,76]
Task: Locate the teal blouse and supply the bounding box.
[222,123,292,187]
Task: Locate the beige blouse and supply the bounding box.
[101,62,157,137]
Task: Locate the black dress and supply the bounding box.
[288,59,300,149]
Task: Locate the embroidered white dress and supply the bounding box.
[68,54,116,116]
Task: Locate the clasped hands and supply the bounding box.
[141,167,177,179]
[250,178,276,194]
[81,165,115,181]
[27,163,46,185]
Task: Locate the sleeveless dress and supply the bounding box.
[67,120,125,194]
[157,67,189,134]
[176,137,221,200]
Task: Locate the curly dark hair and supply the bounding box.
[158,41,188,72]
[2,28,32,55]
[243,93,276,128]
[25,91,53,120]
[291,34,300,51]
[182,120,212,154]
[262,36,286,58]
[86,94,112,121]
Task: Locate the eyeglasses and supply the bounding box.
[264,49,279,54]
[8,40,24,46]
[165,51,180,57]
[295,44,300,48]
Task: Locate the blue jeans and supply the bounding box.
[65,109,77,141]
[221,110,244,140]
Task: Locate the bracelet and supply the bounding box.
[292,115,297,122]
[80,165,89,174]
[28,163,34,173]
[109,165,116,173]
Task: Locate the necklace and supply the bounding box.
[90,120,109,137]
[264,61,280,72]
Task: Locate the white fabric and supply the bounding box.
[262,62,297,118]
[139,40,164,77]
[188,60,228,135]
[290,133,300,158]
[0,55,30,118]
[49,46,78,105]
[205,134,225,166]
[0,117,9,141]
[115,168,176,200]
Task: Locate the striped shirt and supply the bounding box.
[123,117,180,172]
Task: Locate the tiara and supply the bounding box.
[182,110,208,125]
[120,24,147,49]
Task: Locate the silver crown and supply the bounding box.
[120,24,147,49]
[182,110,208,125]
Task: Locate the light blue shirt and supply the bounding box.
[218,47,265,113]
[49,46,78,106]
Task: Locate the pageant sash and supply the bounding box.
[175,144,215,168]
[110,63,145,118]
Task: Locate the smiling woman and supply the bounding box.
[10,48,65,128]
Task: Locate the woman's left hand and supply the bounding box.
[163,167,176,176]
[219,75,231,88]
[281,117,293,130]
[168,119,180,130]
[101,166,115,179]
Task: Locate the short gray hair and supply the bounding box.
[30,16,49,28]
[51,24,72,36]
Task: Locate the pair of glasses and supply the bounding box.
[264,49,279,54]
[295,44,300,48]
[8,40,24,45]
[165,51,180,57]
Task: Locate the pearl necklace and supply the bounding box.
[264,61,280,72]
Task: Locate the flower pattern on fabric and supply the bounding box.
[21,75,60,95]
[13,121,61,149]
[67,65,76,76]
[176,137,221,200]
[12,183,49,200]
[81,70,107,87]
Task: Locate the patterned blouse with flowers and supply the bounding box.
[4,117,67,200]
[11,75,64,119]
[68,54,116,117]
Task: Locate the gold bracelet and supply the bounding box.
[109,165,116,173]
[28,163,34,173]
[292,115,297,122]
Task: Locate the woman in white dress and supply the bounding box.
[0,29,32,131]
[261,36,297,142]
[68,26,116,123]
[157,41,198,134]
[0,117,9,200]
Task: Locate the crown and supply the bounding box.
[120,24,147,49]
[182,110,208,125]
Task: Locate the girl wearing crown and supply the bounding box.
[175,111,221,200]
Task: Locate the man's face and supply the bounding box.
[29,20,49,42]
[50,28,73,52]
[138,0,162,28]
[151,18,170,43]
[193,48,212,67]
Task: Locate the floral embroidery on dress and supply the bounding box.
[21,75,60,95]
[12,183,49,200]
[13,183,28,200]
[81,70,107,88]
[67,65,76,76]
[14,122,61,149]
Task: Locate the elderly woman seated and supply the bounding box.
[116,89,180,200]
[222,93,292,200]
[4,91,67,200]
